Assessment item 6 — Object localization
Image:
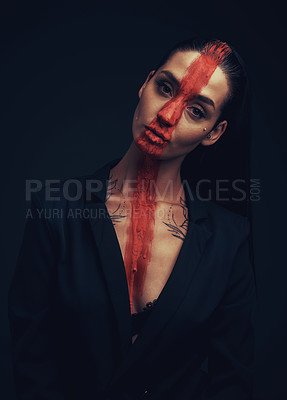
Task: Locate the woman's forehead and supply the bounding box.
[160,50,201,73]
[158,50,229,108]
[200,67,229,109]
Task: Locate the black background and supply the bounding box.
[1,1,286,399]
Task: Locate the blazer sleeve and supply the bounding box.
[8,192,67,400]
[202,219,256,400]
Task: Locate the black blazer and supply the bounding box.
[8,157,256,400]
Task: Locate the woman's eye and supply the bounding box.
[161,83,171,94]
[187,106,205,119]
[156,79,173,97]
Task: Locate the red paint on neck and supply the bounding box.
[123,156,159,312]
[124,42,231,313]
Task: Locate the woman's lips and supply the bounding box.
[144,126,169,143]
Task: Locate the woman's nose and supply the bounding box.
[157,97,183,127]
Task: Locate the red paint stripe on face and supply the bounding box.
[125,42,231,313]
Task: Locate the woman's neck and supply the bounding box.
[110,141,186,204]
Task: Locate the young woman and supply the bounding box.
[9,38,257,400]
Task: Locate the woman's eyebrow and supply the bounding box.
[159,70,180,88]
[159,71,215,109]
[194,94,215,110]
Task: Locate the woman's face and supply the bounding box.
[132,50,230,160]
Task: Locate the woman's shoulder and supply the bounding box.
[29,158,118,210]
[191,192,250,240]
[207,198,249,223]
[29,172,94,211]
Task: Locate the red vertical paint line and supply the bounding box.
[124,42,232,314]
[123,156,160,312]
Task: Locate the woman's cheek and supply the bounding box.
[172,127,204,148]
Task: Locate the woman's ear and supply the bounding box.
[201,120,228,147]
[138,70,156,99]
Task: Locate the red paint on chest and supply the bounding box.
[123,156,159,312]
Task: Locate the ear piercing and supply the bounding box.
[203,128,212,139]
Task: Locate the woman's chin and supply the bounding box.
[134,139,162,160]
[134,133,169,159]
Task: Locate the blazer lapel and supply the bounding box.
[109,182,213,385]
[85,159,132,358]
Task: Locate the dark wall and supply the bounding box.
[1,2,286,399]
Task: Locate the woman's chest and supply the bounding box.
[106,199,189,313]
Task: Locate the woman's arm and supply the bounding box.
[203,219,257,400]
[8,192,67,400]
